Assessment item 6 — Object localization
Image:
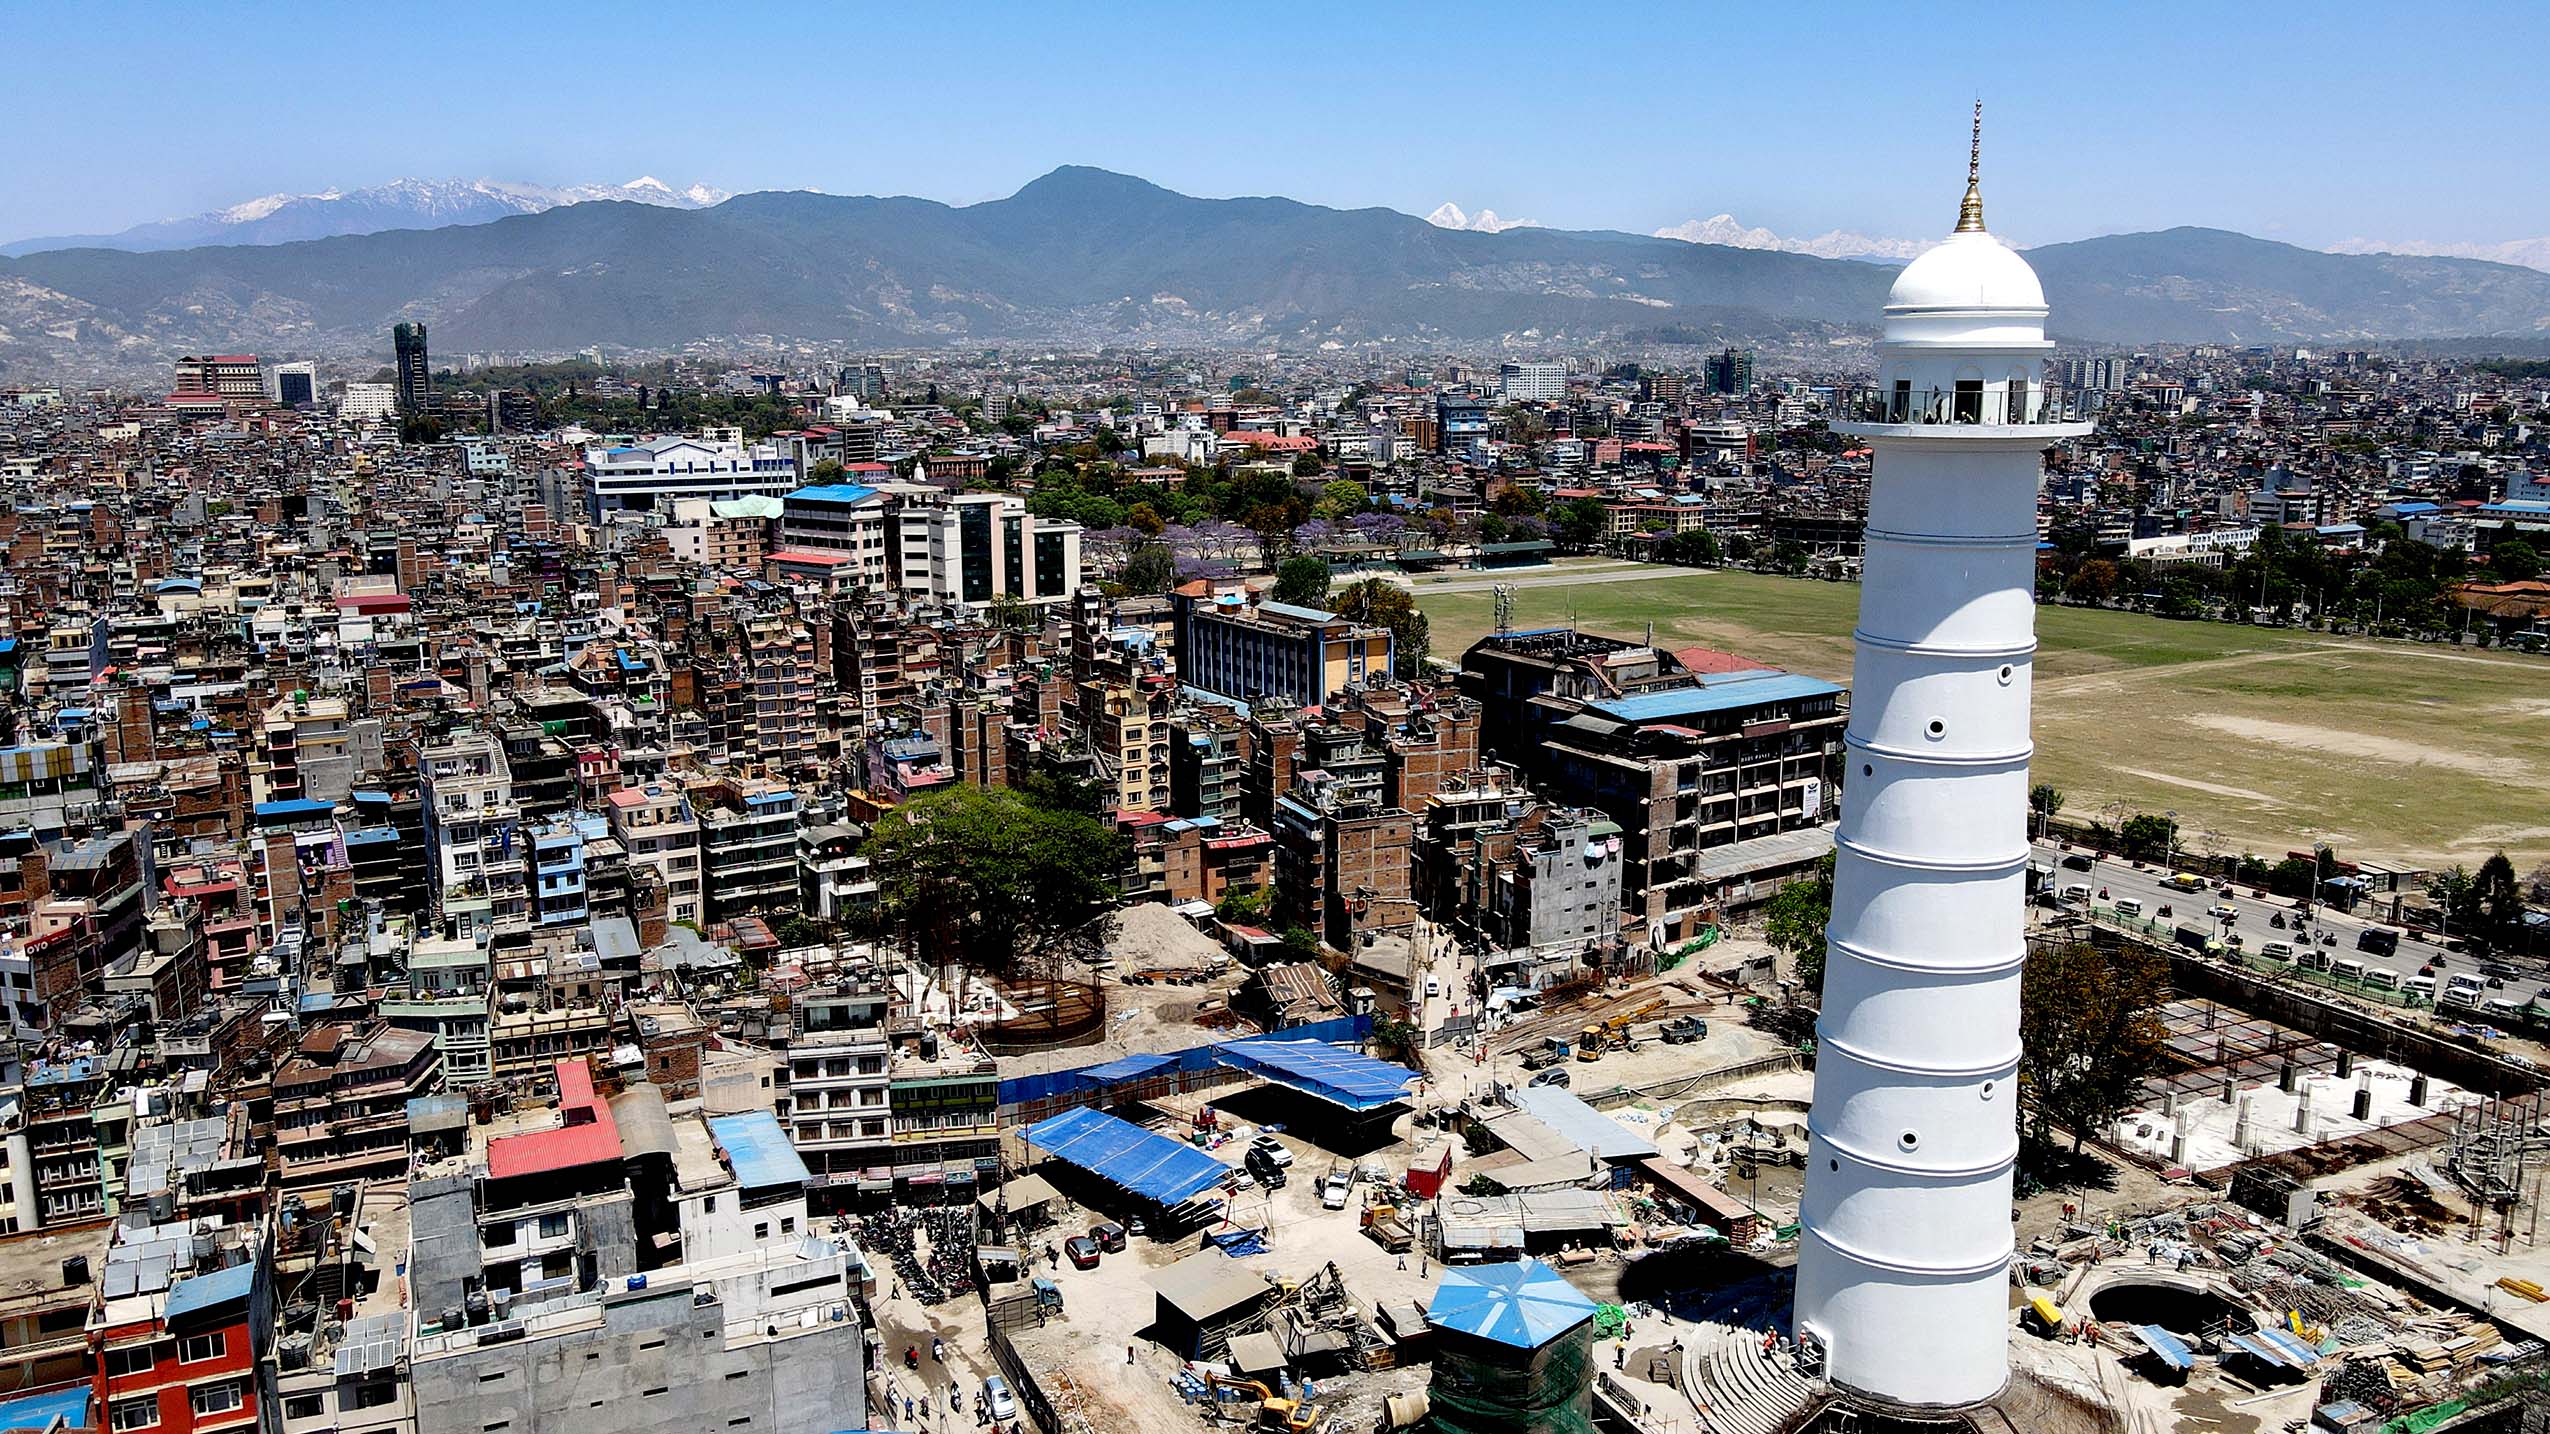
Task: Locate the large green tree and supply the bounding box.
[1334,578,1431,678]
[863,786,1126,974]
[1272,556,1333,608]
[2019,940,2172,1150]
[2118,813,2179,864]
[1764,853,1836,995]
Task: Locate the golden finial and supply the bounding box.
[1956,100,1986,233]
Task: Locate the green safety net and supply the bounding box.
[1427,1328,1597,1434]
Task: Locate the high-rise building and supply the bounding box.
[392,321,431,413]
[1704,346,1754,395]
[173,355,265,400]
[342,382,398,421]
[1791,127,2092,1411]
[269,361,317,408]
[1498,361,1567,402]
[889,492,1081,609]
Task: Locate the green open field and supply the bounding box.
[1416,561,2550,872]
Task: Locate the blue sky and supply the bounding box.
[8,0,2545,248]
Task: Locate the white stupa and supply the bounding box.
[1791,107,2094,1410]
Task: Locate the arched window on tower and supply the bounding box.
[1890,379,1912,422]
[1952,379,1984,423]
[2005,377,2028,423]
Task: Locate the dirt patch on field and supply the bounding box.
[2188,714,2517,778]
[2113,768,2277,803]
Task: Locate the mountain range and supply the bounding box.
[0,177,729,257]
[5,166,2549,383]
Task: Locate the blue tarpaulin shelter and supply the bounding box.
[1428,1258,1598,1350]
[2131,1324,2196,1371]
[2224,1326,2320,1370]
[1020,1106,1230,1207]
[1077,1052,1181,1086]
[1208,1037,1416,1111]
[0,1385,91,1433]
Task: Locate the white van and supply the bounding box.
[2298,949,2334,973]
[2332,958,2365,983]
[2260,941,2295,964]
[2059,884,2091,907]
[2405,974,2436,1001]
[2365,969,2400,993]
[2114,897,2144,919]
[2444,974,2486,1007]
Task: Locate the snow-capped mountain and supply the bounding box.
[1425,202,1540,234]
[2327,235,2550,274]
[1651,212,1932,262]
[1,177,732,257]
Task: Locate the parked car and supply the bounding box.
[1063,1236,1100,1270]
[1089,1221,1125,1252]
[1248,1135,1294,1168]
[1527,1067,1573,1088]
[1320,1170,1352,1210]
[983,1377,1018,1421]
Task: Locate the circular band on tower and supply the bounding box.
[1813,1028,2024,1080]
[1845,733,2034,768]
[1825,935,2025,979]
[1850,628,2038,660]
[1860,527,2042,550]
[1834,833,2031,875]
[1812,1123,2018,1180]
[1797,1222,2016,1281]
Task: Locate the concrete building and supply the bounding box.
[1499,361,1567,402]
[1171,581,1393,706]
[891,493,1081,609]
[786,975,895,1203]
[607,784,702,928]
[774,483,890,589]
[692,777,798,922]
[581,435,797,517]
[1793,135,2092,1410]
[421,732,527,931]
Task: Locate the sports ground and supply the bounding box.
[1415,561,2550,872]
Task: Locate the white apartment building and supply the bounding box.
[786,978,896,1199]
[1499,361,1567,402]
[341,383,398,421]
[581,435,797,517]
[421,733,527,930]
[892,493,1081,609]
[606,783,702,926]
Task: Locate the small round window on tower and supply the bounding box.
[1898,1130,1921,1151]
[1862,764,1873,778]
[1981,1081,1997,1101]
[1997,664,2015,685]
[1925,719,1946,739]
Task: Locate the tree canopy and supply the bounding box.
[2019,939,2172,1150]
[1272,555,1333,608]
[862,786,1126,974]
[1333,578,1431,677]
[1763,852,1835,995]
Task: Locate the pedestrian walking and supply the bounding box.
[1127,1344,1136,1364]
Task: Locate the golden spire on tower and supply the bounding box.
[1956,100,1986,233]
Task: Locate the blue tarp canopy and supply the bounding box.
[710,1111,812,1192]
[1208,1037,1416,1112]
[2224,1327,2320,1369]
[0,1385,91,1433]
[2132,1324,2196,1371]
[1078,1052,1181,1086]
[1427,1258,1597,1350]
[1020,1106,1230,1207]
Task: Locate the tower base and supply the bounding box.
[1787,1366,2123,1434]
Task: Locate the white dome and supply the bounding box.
[1886,230,2044,315]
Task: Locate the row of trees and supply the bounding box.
[2039,519,2541,637]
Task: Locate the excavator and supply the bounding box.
[1202,1373,1330,1432]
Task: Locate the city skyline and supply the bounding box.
[9,0,2548,253]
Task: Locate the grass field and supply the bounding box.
[1416,561,2550,871]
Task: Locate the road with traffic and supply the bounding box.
[2032,841,2543,1006]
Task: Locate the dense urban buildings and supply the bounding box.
[0,166,2545,1434]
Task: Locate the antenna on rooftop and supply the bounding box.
[1491,584,1513,636]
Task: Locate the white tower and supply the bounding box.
[1792,109,2092,1411]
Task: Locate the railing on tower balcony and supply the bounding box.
[1833,386,2092,426]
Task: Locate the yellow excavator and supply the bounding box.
[1202,1373,1329,1432]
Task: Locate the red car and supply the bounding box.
[1063,1236,1101,1270]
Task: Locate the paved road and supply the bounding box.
[2034,842,2543,1005]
